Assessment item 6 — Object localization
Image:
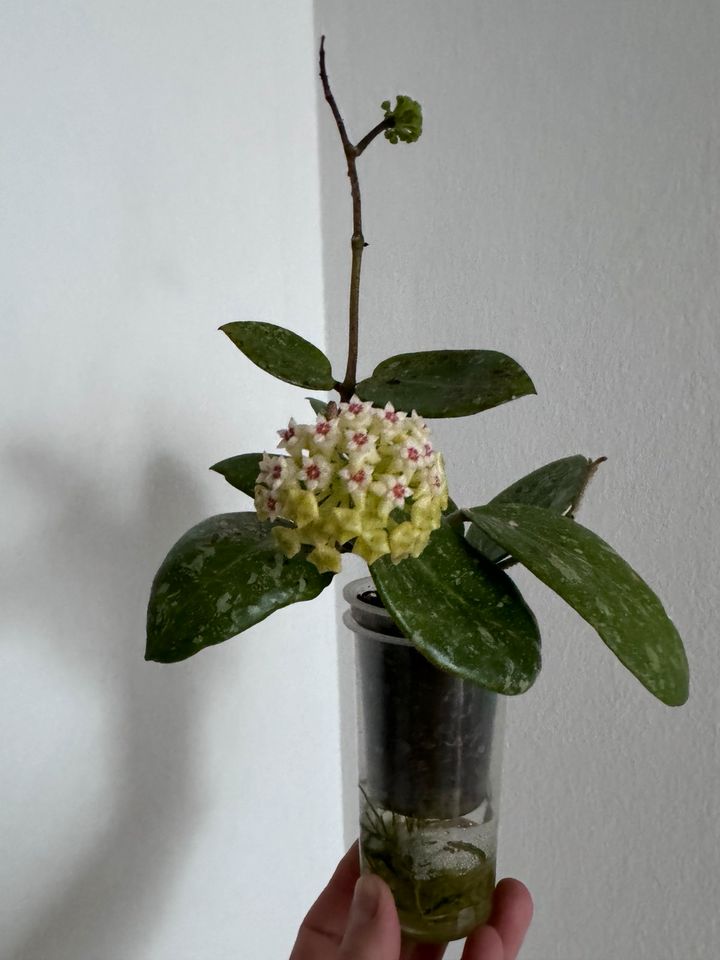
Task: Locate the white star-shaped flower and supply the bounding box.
[339,464,373,494]
[406,410,429,440]
[258,453,293,490]
[310,415,340,449]
[372,474,412,509]
[339,394,373,427]
[373,401,408,437]
[300,454,333,491]
[277,418,306,453]
[255,487,281,520]
[344,428,379,459]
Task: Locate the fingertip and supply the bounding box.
[329,840,362,892]
[339,872,401,960]
[463,923,504,960]
[494,877,534,923]
[489,877,534,960]
[372,873,402,930]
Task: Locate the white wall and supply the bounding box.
[0,3,341,958]
[315,2,719,959]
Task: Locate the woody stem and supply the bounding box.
[319,36,392,403]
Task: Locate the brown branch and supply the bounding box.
[319,36,365,402]
[319,36,354,156]
[356,117,394,156]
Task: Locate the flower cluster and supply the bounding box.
[254,396,448,574]
[381,95,423,144]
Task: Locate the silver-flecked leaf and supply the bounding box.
[370,523,541,695]
[146,513,331,663]
[467,503,689,706]
[466,455,601,563]
[356,350,535,418]
[220,321,335,390]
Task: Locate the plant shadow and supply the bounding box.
[1,440,219,960]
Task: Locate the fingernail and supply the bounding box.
[351,874,380,922]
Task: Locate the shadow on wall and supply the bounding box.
[1,441,217,960]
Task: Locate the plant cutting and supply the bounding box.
[146,38,690,945]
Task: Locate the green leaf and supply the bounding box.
[466,456,601,563]
[307,397,329,416]
[466,504,689,706]
[444,495,460,517]
[370,523,541,695]
[210,452,268,497]
[356,350,535,418]
[146,512,332,663]
[220,321,335,390]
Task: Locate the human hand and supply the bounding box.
[289,842,533,960]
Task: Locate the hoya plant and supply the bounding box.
[146,39,689,710]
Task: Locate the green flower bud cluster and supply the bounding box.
[382,95,423,144]
[254,396,448,574]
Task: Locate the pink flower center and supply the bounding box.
[349,402,364,414]
[406,446,419,461]
[280,427,294,441]
[384,410,398,423]
[351,470,366,485]
[315,421,331,436]
[272,465,283,479]
[424,443,433,457]
[305,464,321,481]
[267,496,277,511]
[392,482,407,500]
[352,432,368,447]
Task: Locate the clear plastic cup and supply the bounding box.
[343,578,506,942]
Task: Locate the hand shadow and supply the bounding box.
[1,440,223,960]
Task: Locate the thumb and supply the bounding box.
[338,873,401,960]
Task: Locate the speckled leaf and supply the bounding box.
[467,504,689,706]
[356,350,535,418]
[466,456,598,563]
[146,512,332,663]
[370,523,541,695]
[220,321,335,390]
[210,452,268,497]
